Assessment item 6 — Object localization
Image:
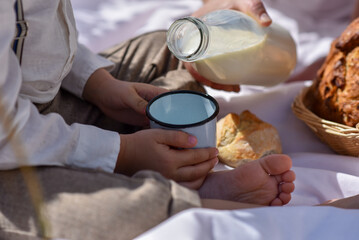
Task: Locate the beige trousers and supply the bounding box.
[0,31,203,240]
[0,168,200,240]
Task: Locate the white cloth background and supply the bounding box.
[71,0,202,53]
[71,1,359,239]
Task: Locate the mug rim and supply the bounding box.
[146,90,219,129]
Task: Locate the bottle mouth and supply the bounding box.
[166,17,209,62]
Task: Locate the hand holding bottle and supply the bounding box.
[182,0,275,91]
[168,9,297,88]
[194,0,272,26]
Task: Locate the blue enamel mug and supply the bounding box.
[146,90,219,148]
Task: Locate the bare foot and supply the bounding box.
[198,154,296,206]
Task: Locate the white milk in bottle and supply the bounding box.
[166,10,297,86]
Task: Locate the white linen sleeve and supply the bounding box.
[61,43,115,98]
[0,2,119,173]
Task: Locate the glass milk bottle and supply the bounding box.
[166,10,297,86]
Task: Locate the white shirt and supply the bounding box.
[0,0,120,172]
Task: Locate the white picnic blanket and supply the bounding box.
[136,82,359,240]
[135,206,359,240]
[72,1,359,239]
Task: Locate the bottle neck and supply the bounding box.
[166,17,209,62]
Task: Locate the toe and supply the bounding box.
[280,182,295,194]
[270,192,292,206]
[282,170,296,182]
[259,154,292,175]
[270,198,283,206]
[278,192,292,205]
[274,170,296,186]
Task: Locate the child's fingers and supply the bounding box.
[173,147,219,168]
[178,176,207,190]
[174,157,218,183]
[154,129,198,148]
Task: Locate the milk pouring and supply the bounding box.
[166,10,297,86]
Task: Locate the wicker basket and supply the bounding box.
[292,86,359,157]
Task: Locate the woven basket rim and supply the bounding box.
[292,86,359,157]
[292,87,359,136]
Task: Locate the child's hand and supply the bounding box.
[115,129,219,189]
[83,68,168,127]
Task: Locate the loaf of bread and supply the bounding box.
[307,18,359,127]
[216,111,282,168]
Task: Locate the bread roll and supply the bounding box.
[216,111,282,168]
